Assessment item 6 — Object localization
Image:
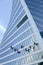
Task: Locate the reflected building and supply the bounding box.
[0,0,43,65]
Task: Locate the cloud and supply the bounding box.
[0,24,6,32]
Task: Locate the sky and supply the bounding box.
[0,0,12,43]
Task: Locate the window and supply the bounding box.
[17,15,28,28]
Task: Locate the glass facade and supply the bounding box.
[0,0,43,65]
[25,0,43,38]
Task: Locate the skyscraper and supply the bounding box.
[0,0,43,65]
